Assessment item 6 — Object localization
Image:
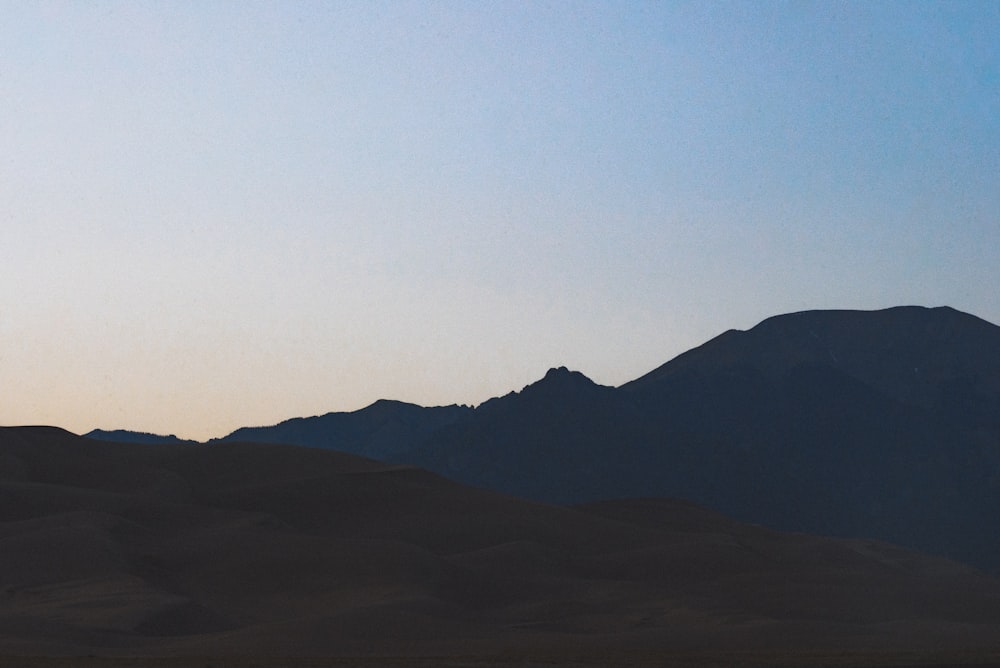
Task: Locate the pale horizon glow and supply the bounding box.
[2,2,999,440]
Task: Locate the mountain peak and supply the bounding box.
[357,398,422,414]
[518,366,607,401]
[623,305,1000,401]
[538,366,597,387]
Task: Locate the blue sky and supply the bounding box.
[2,1,998,439]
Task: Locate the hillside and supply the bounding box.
[3,426,1000,664]
[87,306,1000,574]
[400,306,1000,572]
[215,399,472,460]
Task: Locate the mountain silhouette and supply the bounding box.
[3,426,1000,662]
[403,306,1000,572]
[216,399,472,459]
[85,429,198,446]
[625,305,1000,410]
[88,306,1000,573]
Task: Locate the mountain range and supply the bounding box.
[88,305,1000,576]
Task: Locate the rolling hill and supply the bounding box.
[3,426,1000,664]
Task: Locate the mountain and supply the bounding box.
[84,429,198,445]
[83,305,1000,574]
[214,399,472,460]
[394,306,1000,573]
[625,304,1000,412]
[2,426,1000,663]
[400,367,654,502]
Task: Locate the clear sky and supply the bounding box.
[3,1,999,440]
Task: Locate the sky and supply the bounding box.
[2,1,999,440]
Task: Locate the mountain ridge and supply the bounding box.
[86,305,1000,572]
[213,399,472,460]
[623,305,1000,408]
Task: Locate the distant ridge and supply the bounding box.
[87,305,1000,573]
[623,305,1000,406]
[85,428,198,445]
[214,399,472,460]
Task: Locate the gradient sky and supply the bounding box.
[3,1,999,440]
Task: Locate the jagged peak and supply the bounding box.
[519,366,607,399]
[539,366,596,385]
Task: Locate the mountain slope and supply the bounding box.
[625,305,1000,415]
[84,429,198,446]
[399,306,1000,572]
[215,399,472,460]
[2,426,1000,662]
[399,367,656,502]
[82,305,1000,574]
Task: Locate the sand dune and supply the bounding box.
[2,426,999,665]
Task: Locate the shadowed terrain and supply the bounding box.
[215,400,472,460]
[401,307,1000,573]
[152,306,1000,574]
[3,426,1000,665]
